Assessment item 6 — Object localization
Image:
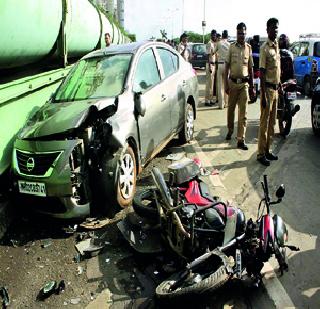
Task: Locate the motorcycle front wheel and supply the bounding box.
[156,253,230,299]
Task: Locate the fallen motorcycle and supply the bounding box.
[117,159,299,298]
[156,174,299,298]
[118,159,246,259]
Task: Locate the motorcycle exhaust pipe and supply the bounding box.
[291,104,300,117]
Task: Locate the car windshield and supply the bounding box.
[53,54,132,102]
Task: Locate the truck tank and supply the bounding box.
[0,0,130,69]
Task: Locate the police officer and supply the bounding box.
[214,30,230,109]
[205,30,218,106]
[224,23,255,150]
[257,18,281,166]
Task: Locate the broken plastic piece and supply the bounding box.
[0,286,10,308]
[56,280,66,294]
[41,239,53,248]
[37,281,57,300]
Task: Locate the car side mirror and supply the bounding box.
[275,184,285,200]
[134,92,146,117]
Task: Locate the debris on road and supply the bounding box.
[75,238,104,258]
[70,297,81,305]
[63,224,78,234]
[37,281,57,300]
[41,239,53,248]
[165,152,185,161]
[0,287,10,308]
[80,218,110,230]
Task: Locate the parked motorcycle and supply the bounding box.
[278,79,300,136]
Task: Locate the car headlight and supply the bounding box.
[69,143,83,171]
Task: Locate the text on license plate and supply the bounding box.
[287,92,297,100]
[18,180,46,197]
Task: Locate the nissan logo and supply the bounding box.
[26,157,35,172]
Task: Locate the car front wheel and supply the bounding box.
[98,144,137,216]
[179,103,194,143]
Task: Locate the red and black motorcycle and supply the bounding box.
[118,159,299,298]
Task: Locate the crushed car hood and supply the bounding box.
[18,98,116,139]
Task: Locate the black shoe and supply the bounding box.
[266,152,278,161]
[237,141,248,150]
[257,156,270,166]
[226,133,232,140]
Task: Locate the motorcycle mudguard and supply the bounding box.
[117,213,164,254]
[185,180,213,206]
[260,215,275,253]
[273,214,288,247]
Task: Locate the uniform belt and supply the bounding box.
[209,61,216,65]
[218,61,225,64]
[265,82,278,90]
[230,76,249,84]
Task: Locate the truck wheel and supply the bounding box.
[179,104,194,144]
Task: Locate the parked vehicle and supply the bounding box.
[278,79,300,136]
[249,35,261,103]
[311,77,320,136]
[118,160,298,298]
[290,34,320,96]
[189,43,207,69]
[11,41,198,218]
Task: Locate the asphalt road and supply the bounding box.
[0,69,319,308]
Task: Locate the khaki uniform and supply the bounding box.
[205,40,217,102]
[257,39,281,157]
[214,39,230,109]
[226,42,253,141]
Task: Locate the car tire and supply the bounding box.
[179,104,194,144]
[132,188,158,220]
[98,144,137,216]
[311,97,320,136]
[304,76,311,97]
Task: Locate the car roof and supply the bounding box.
[82,41,176,59]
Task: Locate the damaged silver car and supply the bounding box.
[11,41,199,218]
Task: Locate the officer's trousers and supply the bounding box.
[227,81,249,142]
[217,63,228,109]
[205,63,216,102]
[257,88,278,157]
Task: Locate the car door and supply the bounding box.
[132,47,171,162]
[292,42,311,85]
[155,47,183,134]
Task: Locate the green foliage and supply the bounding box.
[127,33,136,42]
[172,31,211,43]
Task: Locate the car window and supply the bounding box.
[299,42,309,56]
[133,48,160,93]
[290,43,300,57]
[157,48,178,78]
[314,42,320,57]
[53,54,131,101]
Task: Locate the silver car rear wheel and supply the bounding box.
[179,104,194,143]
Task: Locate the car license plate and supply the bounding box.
[197,55,203,58]
[287,92,297,100]
[18,180,46,197]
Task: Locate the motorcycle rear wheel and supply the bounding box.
[132,188,158,220]
[279,114,292,136]
[156,253,230,299]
